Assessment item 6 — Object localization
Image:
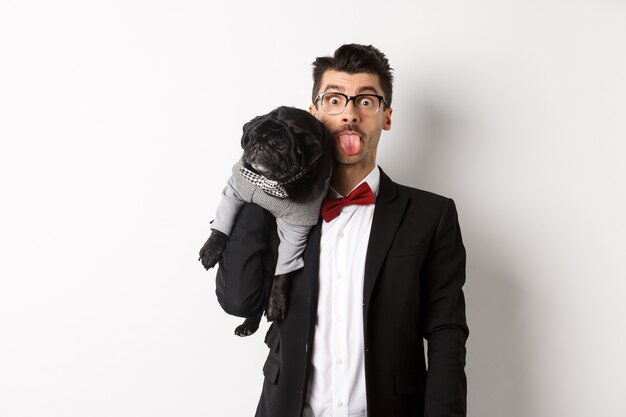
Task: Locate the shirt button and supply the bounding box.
[337,401,344,407]
[337,272,342,279]
[336,357,343,364]
[338,232,345,238]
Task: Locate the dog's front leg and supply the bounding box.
[198,229,228,270]
[265,272,292,321]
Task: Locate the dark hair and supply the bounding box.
[311,44,394,107]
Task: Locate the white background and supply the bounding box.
[1,1,625,416]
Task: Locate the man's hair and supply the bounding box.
[311,44,394,107]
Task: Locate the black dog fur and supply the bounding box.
[199,106,332,336]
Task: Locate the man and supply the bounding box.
[215,44,469,417]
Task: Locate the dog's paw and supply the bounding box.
[199,250,220,270]
[265,273,291,321]
[234,318,260,337]
[198,230,228,270]
[265,296,287,322]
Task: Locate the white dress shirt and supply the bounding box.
[304,166,380,417]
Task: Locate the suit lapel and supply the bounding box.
[304,218,322,325]
[304,168,408,330]
[363,168,409,312]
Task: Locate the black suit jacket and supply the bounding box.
[216,167,469,417]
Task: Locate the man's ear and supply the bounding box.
[309,104,318,119]
[383,107,393,131]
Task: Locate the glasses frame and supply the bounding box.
[314,92,389,115]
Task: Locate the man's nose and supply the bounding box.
[341,99,360,124]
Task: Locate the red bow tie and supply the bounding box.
[321,182,375,222]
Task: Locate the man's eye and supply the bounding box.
[329,97,341,105]
[359,97,373,106]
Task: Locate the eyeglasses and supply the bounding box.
[314,92,389,116]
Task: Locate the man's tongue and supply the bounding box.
[338,134,361,155]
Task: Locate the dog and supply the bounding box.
[199,106,332,336]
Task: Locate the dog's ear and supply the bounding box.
[241,115,265,149]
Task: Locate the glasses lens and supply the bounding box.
[355,95,381,115]
[321,93,347,115]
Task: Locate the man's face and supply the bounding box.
[309,70,392,171]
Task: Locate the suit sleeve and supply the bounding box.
[215,203,276,318]
[422,198,469,417]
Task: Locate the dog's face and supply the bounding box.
[241,106,329,183]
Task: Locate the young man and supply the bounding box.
[215,44,469,417]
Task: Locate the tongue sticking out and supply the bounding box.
[339,134,361,155]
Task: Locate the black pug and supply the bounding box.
[199,106,332,336]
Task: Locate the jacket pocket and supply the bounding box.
[395,369,426,395]
[263,323,280,384]
[387,242,429,259]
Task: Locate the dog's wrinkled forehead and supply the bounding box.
[241,118,289,150]
[241,106,330,170]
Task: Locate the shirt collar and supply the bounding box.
[327,166,381,200]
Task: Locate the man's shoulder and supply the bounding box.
[394,181,450,202]
[380,168,452,208]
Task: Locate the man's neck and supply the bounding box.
[331,163,376,196]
